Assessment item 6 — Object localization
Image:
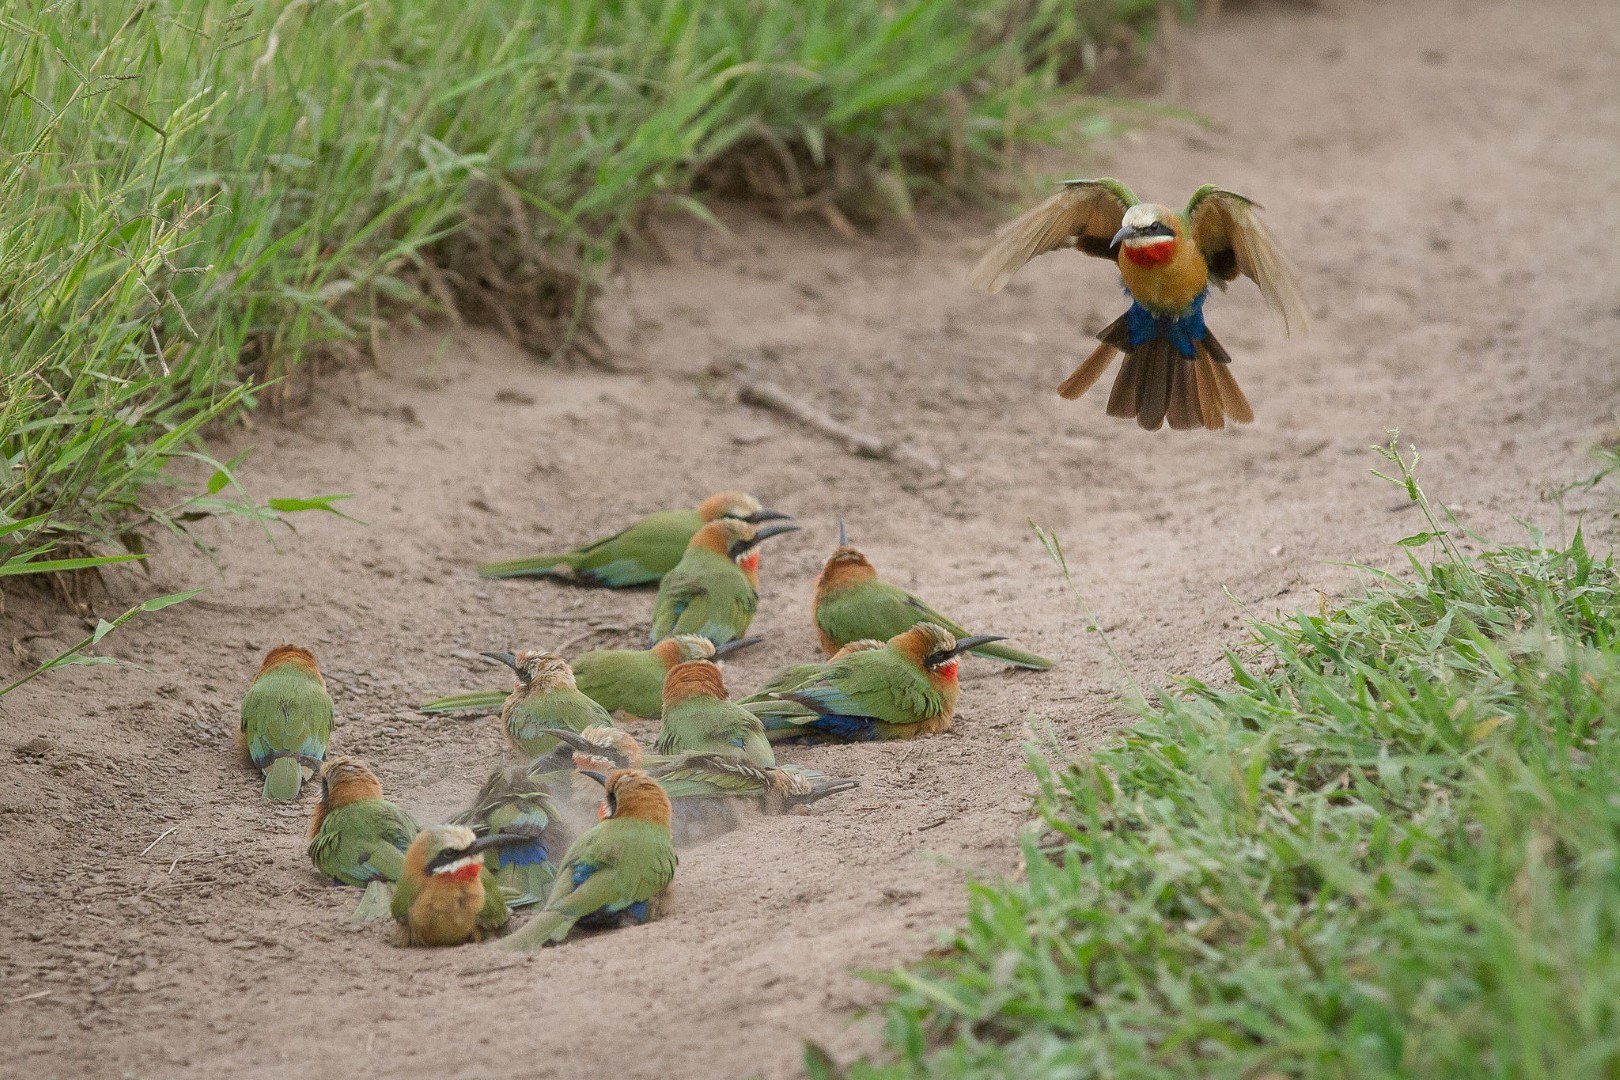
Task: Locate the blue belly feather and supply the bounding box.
[1124,288,1208,358]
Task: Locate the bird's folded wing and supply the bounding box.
[968,178,1138,292]
[1185,186,1310,336]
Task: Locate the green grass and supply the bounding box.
[2,0,1176,587]
[835,441,1620,1078]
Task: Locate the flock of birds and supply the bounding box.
[239,493,1054,949]
[236,176,1305,950]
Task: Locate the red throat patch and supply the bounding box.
[738,550,760,573]
[935,659,960,682]
[1123,238,1175,267]
[444,860,483,883]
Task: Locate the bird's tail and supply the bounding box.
[1060,314,1252,431]
[477,552,579,579]
[262,755,304,801]
[350,881,395,924]
[969,640,1055,670]
[419,689,508,714]
[501,908,575,950]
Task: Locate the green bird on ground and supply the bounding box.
[450,764,574,908]
[239,644,334,800]
[654,659,775,769]
[306,757,420,887]
[501,769,678,949]
[484,650,616,758]
[812,521,1054,670]
[553,727,857,814]
[747,623,1002,742]
[391,825,529,947]
[650,518,799,645]
[478,491,790,586]
[737,639,885,705]
[420,635,760,720]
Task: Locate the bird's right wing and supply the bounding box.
[968,178,1138,293]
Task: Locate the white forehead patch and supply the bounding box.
[1122,205,1159,229]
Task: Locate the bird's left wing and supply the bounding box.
[968,178,1137,293]
[1185,186,1310,335]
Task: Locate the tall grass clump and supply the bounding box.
[838,441,1620,1079]
[2,0,1175,589]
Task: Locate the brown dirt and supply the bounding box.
[5,1,1620,1076]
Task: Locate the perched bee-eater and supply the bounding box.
[970,178,1308,430]
[654,659,775,769]
[814,522,1052,670]
[738,639,885,705]
[239,644,333,800]
[747,623,1000,742]
[391,825,528,947]
[478,491,790,586]
[502,769,678,949]
[650,518,799,645]
[484,650,616,758]
[422,634,763,720]
[451,764,573,907]
[307,757,420,887]
[556,728,856,813]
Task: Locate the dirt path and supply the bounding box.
[5,2,1620,1076]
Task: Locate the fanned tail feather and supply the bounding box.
[1085,310,1252,431]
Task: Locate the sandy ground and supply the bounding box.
[5,1,1620,1076]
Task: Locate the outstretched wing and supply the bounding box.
[1185,186,1310,336]
[968,178,1138,293]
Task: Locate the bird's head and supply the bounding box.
[316,755,383,808]
[662,658,728,707]
[891,622,1006,683]
[689,518,799,575]
[482,650,576,695]
[829,638,886,660]
[549,725,644,772]
[698,490,792,526]
[815,518,879,591]
[652,633,719,670]
[256,643,323,683]
[1111,204,1181,266]
[578,768,674,829]
[404,825,528,886]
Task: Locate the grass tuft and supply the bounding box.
[3,0,1173,590]
[845,440,1620,1078]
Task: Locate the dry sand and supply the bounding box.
[4,0,1620,1076]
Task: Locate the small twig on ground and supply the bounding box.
[736,380,940,473]
[140,827,177,857]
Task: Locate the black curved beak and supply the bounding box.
[466,832,531,856]
[1111,224,1137,248]
[745,508,792,524]
[946,635,1006,660]
[481,651,519,671]
[579,769,609,787]
[837,517,848,547]
[732,523,800,558]
[549,730,633,769]
[713,636,764,658]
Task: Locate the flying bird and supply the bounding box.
[970,178,1308,431]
